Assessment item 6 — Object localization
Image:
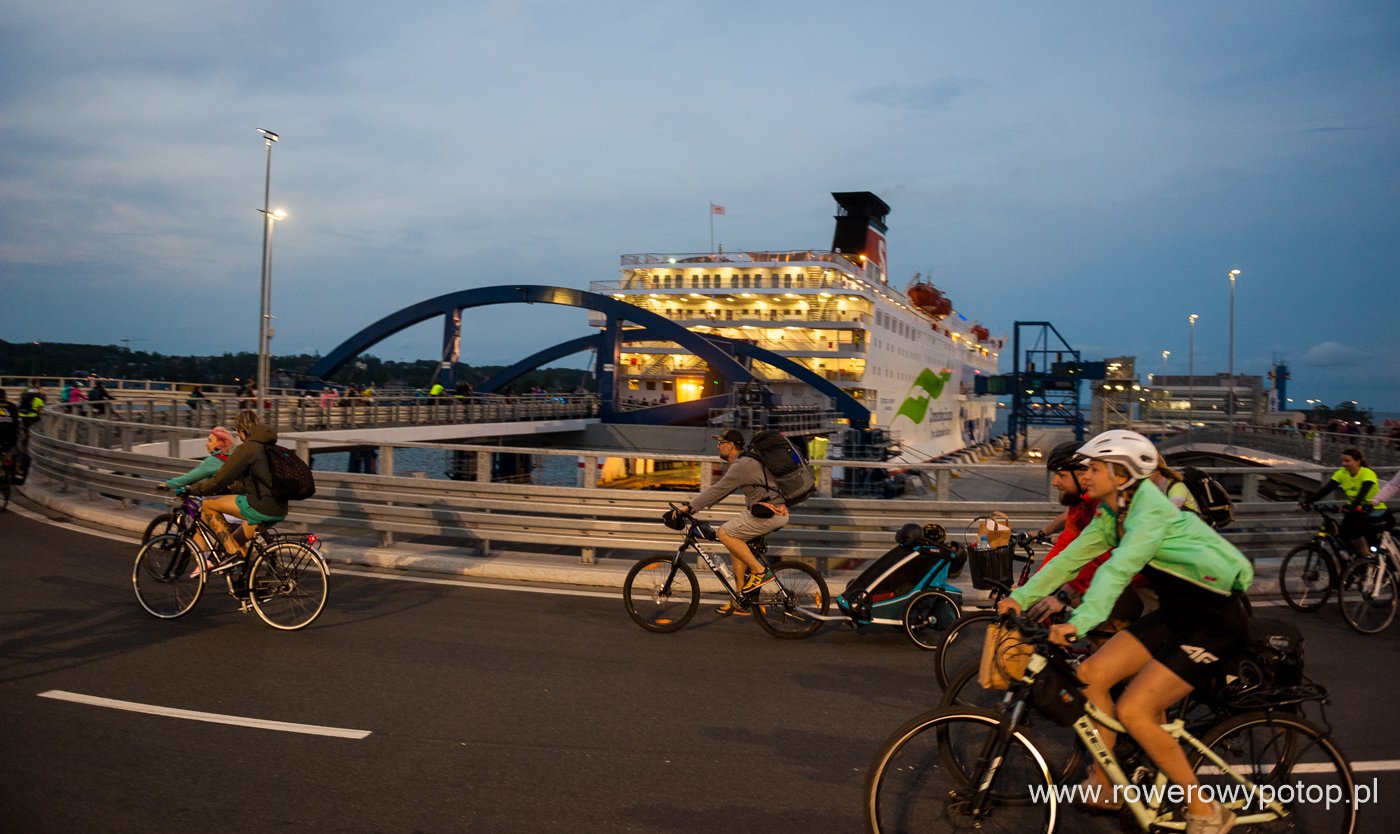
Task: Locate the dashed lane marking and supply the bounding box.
[38,690,371,739]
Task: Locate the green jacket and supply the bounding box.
[1010,479,1253,634]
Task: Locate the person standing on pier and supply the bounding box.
[670,429,788,616]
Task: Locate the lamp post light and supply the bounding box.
[256,128,280,414]
[1187,313,1198,422]
[1227,269,1240,443]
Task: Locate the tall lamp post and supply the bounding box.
[1187,313,1198,422]
[1227,269,1241,443]
[256,128,280,414]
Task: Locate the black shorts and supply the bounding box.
[1124,594,1249,688]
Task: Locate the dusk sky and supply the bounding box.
[3,2,1397,411]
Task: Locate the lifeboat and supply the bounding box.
[970,324,990,342]
[905,273,953,321]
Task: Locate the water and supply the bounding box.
[310,448,579,486]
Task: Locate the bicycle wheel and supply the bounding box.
[248,542,329,630]
[1279,542,1335,612]
[0,469,10,512]
[939,664,1086,787]
[623,556,699,633]
[1192,711,1356,833]
[752,560,829,639]
[865,707,1055,833]
[142,508,181,544]
[903,589,961,650]
[935,610,997,690]
[1337,557,1397,635]
[132,533,206,619]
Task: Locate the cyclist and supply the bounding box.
[0,390,17,457]
[669,429,787,615]
[1302,447,1387,558]
[1150,461,1199,514]
[17,381,44,431]
[1000,429,1252,833]
[184,411,288,573]
[156,426,236,491]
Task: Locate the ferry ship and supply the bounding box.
[588,192,1002,461]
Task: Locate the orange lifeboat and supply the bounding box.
[905,273,953,320]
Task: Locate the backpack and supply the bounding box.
[742,429,816,508]
[263,443,317,501]
[1180,466,1234,529]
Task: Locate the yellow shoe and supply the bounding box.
[717,600,751,617]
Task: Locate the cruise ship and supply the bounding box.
[588,192,1002,461]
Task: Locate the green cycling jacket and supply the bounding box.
[1010,478,1253,634]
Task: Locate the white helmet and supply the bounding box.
[1075,430,1159,482]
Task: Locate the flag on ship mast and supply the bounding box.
[710,203,725,215]
[709,203,725,252]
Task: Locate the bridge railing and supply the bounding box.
[22,408,1363,576]
[1160,425,1400,467]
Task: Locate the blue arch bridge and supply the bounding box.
[305,284,871,433]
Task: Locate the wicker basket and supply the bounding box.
[968,545,1014,591]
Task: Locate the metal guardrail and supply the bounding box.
[1163,425,1400,468]
[22,408,1353,572]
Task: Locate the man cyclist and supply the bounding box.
[670,429,788,616]
[0,389,18,457]
[1000,430,1252,833]
[184,411,288,581]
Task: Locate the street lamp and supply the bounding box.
[1187,313,1198,421]
[1227,269,1240,443]
[256,128,279,414]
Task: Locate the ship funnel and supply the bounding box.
[831,191,891,284]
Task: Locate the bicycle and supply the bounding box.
[865,614,1356,833]
[1279,503,1366,612]
[622,502,830,638]
[0,450,14,512]
[1336,509,1399,634]
[931,529,1053,690]
[132,493,329,630]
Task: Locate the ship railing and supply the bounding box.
[619,250,861,269]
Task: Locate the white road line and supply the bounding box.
[9,502,141,544]
[38,690,371,739]
[330,565,623,599]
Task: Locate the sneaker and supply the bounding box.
[1185,802,1236,834]
[740,569,775,594]
[716,600,751,617]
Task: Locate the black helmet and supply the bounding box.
[896,522,926,547]
[661,509,687,530]
[1046,441,1086,472]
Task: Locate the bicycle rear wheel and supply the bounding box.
[752,560,829,639]
[1279,542,1335,612]
[623,556,699,633]
[142,508,181,544]
[903,589,961,650]
[865,707,1055,833]
[1337,557,1397,634]
[1192,711,1356,833]
[934,609,996,691]
[248,542,329,630]
[132,533,206,618]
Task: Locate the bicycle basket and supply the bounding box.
[978,623,1034,691]
[968,545,1014,591]
[1029,656,1087,727]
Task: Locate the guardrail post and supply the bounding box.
[936,467,951,499]
[583,455,598,489]
[379,444,394,477]
[580,546,596,565]
[1242,472,1260,502]
[818,463,833,497]
[476,451,492,483]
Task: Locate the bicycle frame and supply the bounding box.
[667,514,765,601]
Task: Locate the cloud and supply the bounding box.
[857,77,986,111]
[1301,341,1367,367]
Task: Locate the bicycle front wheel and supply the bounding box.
[623,556,699,633]
[132,533,206,619]
[1279,542,1335,612]
[752,560,829,639]
[865,707,1055,834]
[903,589,962,650]
[934,610,997,691]
[1192,711,1356,833]
[248,542,329,630]
[1337,557,1397,634]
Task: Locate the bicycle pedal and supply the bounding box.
[238,600,254,613]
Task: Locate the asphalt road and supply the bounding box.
[3,508,1398,833]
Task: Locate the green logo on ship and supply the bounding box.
[894,368,953,424]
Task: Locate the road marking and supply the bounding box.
[330,564,624,600]
[38,690,371,739]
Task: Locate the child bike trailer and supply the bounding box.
[835,523,965,649]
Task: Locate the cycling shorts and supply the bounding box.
[234,494,286,525]
[1124,593,1248,688]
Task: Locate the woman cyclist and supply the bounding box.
[156,426,236,492]
[1302,447,1387,558]
[999,429,1252,834]
[185,411,287,565]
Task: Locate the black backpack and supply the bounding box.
[263,444,317,501]
[742,429,816,508]
[1180,466,1234,529]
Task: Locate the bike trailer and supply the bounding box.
[837,524,965,623]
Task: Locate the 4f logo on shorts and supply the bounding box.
[1181,644,1219,664]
